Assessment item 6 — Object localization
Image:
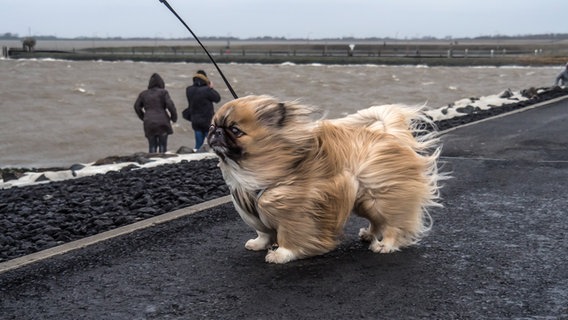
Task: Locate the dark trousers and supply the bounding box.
[148,134,168,153]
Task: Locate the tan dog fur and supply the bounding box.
[207,95,443,264]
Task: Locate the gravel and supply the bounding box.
[1,86,567,263]
[0,158,228,262]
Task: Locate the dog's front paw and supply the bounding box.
[245,238,269,251]
[265,247,296,264]
[245,232,272,251]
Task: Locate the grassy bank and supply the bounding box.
[9,51,568,67]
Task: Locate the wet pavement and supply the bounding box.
[1,99,567,319]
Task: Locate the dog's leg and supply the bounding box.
[355,199,384,244]
[263,227,301,263]
[257,179,353,264]
[356,196,423,254]
[265,247,297,264]
[357,220,403,253]
[369,226,402,253]
[264,225,335,264]
[245,231,273,251]
[358,222,402,253]
[358,223,377,242]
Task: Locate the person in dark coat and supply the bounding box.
[185,70,221,151]
[134,73,177,153]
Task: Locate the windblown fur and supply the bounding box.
[207,95,444,264]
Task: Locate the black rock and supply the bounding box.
[35,174,50,182]
[69,163,86,171]
[1,170,21,182]
[176,146,195,154]
[455,105,481,114]
[499,89,513,99]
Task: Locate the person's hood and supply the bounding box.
[193,73,210,86]
[148,73,165,89]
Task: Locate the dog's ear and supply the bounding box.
[256,102,288,128]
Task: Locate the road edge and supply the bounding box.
[0,195,232,274]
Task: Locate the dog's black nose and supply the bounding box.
[208,127,224,147]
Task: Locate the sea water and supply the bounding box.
[0,58,560,168]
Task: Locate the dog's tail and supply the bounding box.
[330,104,437,150]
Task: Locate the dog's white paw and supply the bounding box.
[245,238,269,251]
[358,227,375,242]
[245,232,272,251]
[369,239,399,254]
[265,247,296,264]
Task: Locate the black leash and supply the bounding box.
[158,0,239,99]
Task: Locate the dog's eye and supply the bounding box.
[229,126,244,137]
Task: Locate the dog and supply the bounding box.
[207,95,443,264]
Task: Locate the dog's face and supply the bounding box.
[207,95,273,163]
[207,95,321,190]
[208,95,318,162]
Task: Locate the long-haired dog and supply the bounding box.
[207,95,443,264]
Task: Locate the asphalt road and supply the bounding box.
[1,100,567,319]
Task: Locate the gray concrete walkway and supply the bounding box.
[1,100,567,319]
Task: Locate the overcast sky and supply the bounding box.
[2,0,567,39]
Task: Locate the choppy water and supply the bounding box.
[0,58,561,168]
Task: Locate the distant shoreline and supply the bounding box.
[4,39,568,66]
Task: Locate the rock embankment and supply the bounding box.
[0,158,228,262]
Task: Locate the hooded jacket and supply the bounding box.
[134,73,178,138]
[185,74,221,132]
